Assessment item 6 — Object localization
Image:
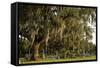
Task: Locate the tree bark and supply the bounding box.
[33,43,40,61]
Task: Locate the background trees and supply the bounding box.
[18,4,96,61]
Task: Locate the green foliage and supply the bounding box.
[18,4,96,60]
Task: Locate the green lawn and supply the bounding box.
[19,56,96,64]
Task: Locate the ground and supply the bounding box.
[19,56,96,64]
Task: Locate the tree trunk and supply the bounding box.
[33,43,40,61]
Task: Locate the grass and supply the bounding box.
[19,56,96,64]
